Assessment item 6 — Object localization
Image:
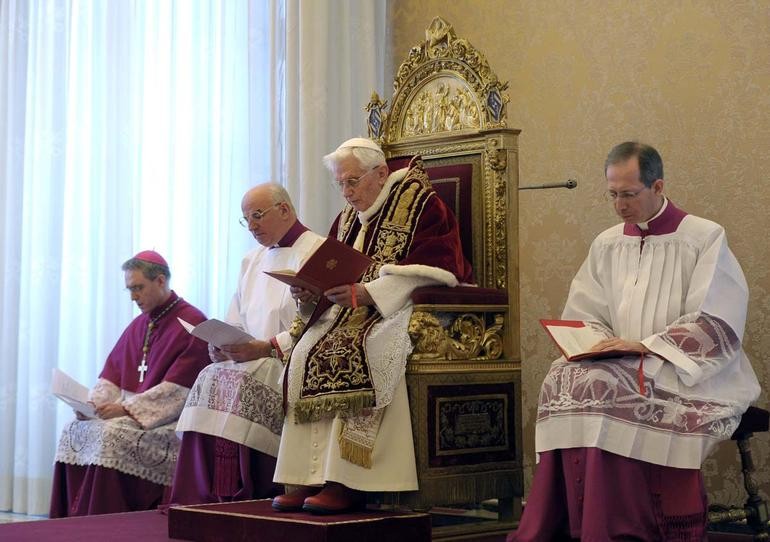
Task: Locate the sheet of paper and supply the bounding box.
[178,317,254,348]
[51,368,96,418]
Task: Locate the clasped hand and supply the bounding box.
[589,337,649,354]
[87,402,126,420]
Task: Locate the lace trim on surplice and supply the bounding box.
[183,361,284,436]
[659,312,740,380]
[537,359,738,440]
[55,417,179,485]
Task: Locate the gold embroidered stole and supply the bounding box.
[295,161,433,437]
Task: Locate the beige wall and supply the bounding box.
[387,0,770,504]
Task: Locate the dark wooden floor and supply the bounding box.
[431,521,757,541]
[434,532,754,541]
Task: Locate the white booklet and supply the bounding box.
[51,368,97,418]
[177,317,254,349]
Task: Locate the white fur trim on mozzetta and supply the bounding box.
[379,264,459,287]
[359,167,408,223]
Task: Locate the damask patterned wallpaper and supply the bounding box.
[387,0,770,504]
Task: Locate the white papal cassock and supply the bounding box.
[274,163,473,491]
[275,275,433,491]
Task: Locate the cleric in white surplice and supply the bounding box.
[512,141,760,542]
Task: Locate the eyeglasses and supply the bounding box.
[330,166,379,192]
[605,186,649,202]
[239,202,282,227]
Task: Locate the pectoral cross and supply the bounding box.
[136,301,179,385]
[138,354,148,383]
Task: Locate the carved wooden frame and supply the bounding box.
[367,17,523,519]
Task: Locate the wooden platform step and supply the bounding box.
[168,499,431,542]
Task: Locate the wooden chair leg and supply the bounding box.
[496,496,521,523]
[709,433,770,539]
[737,435,770,536]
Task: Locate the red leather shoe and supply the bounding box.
[272,486,322,512]
[302,482,366,514]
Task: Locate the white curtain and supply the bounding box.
[277,0,387,233]
[0,0,385,516]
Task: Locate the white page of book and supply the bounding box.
[546,324,606,358]
[178,317,254,349]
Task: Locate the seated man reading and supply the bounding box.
[50,250,210,517]
[511,142,761,541]
[271,137,473,514]
[171,183,323,504]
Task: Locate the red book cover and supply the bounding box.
[264,237,373,295]
[539,319,635,361]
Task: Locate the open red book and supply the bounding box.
[264,237,373,295]
[539,319,637,361]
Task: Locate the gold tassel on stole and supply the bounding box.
[338,436,374,469]
[337,408,385,469]
[294,391,375,424]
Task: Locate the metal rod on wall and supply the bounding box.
[519,179,577,190]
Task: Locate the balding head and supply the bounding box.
[240,182,297,247]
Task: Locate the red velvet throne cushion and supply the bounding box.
[387,155,508,307]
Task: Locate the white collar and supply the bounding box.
[357,167,408,224]
[637,196,668,231]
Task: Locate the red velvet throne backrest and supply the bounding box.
[387,156,474,269]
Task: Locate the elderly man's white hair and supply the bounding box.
[322,137,386,172]
[246,182,297,215]
[267,182,296,214]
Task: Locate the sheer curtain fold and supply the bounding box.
[0,0,384,515]
[279,0,386,234]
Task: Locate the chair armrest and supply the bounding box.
[410,285,508,306]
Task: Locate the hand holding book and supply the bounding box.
[539,320,648,361]
[323,282,374,308]
[540,319,652,394]
[265,237,373,296]
[588,336,650,356]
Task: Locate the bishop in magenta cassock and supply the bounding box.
[50,250,210,517]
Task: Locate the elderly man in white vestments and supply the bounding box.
[511,142,761,541]
[271,138,473,514]
[170,183,324,504]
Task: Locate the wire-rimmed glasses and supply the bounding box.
[239,202,282,228]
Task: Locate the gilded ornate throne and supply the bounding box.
[365,17,522,525]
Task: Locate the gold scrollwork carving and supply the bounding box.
[408,311,505,361]
[482,314,504,359]
[397,141,487,158]
[484,138,508,289]
[487,148,507,171]
[385,16,509,144]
